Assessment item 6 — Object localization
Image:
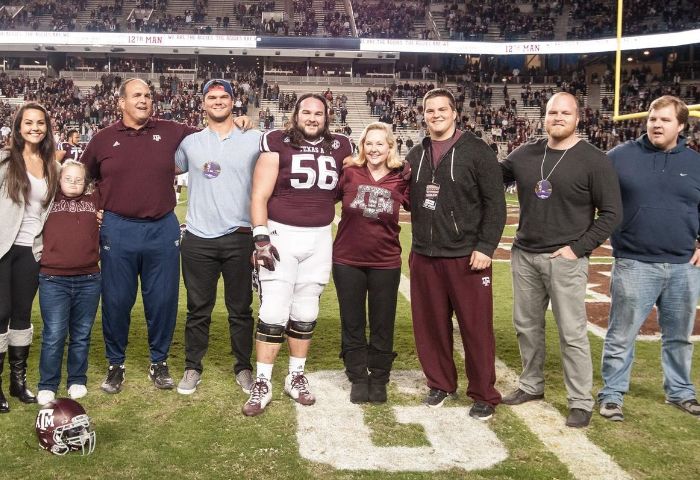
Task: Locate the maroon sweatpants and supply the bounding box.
[409,251,501,406]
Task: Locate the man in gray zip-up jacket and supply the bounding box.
[406,88,506,420]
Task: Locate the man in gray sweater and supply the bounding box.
[501,92,622,428]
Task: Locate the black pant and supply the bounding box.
[181,231,254,374]
[0,245,39,334]
[333,264,400,382]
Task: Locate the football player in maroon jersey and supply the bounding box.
[56,129,83,164]
[332,122,409,404]
[243,93,353,416]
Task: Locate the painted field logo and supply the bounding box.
[294,371,508,471]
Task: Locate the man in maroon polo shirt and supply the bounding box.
[81,78,248,394]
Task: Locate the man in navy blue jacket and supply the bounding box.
[599,95,700,420]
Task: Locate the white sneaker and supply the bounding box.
[284,372,316,406]
[37,390,55,406]
[67,384,88,400]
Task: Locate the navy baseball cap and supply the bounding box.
[202,79,233,97]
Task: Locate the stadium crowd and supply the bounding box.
[0,64,697,156]
[0,0,697,40]
[353,0,419,38]
[0,71,266,145]
[568,0,700,39]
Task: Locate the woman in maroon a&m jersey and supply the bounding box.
[333,122,409,404]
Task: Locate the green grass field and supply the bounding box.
[0,191,698,479]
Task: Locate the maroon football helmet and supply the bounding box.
[35,398,96,455]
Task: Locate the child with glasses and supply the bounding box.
[36,160,101,406]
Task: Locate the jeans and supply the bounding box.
[38,273,101,391]
[599,258,699,405]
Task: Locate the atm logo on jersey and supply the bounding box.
[350,185,393,219]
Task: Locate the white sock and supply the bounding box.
[289,356,306,375]
[256,362,273,382]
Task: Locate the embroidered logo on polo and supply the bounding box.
[153,135,161,142]
[482,276,491,287]
[349,185,393,219]
[113,141,120,147]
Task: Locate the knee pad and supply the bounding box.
[255,321,286,344]
[286,320,317,340]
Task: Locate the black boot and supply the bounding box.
[368,382,387,403]
[8,345,37,404]
[343,348,369,404]
[350,382,370,404]
[368,350,397,403]
[0,352,8,413]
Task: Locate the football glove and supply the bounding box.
[252,234,280,271]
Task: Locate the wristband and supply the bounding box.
[253,225,269,237]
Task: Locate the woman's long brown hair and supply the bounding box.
[1,102,58,207]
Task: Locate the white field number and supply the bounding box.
[294,371,508,472]
[290,154,338,190]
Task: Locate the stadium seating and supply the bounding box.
[1,0,696,39]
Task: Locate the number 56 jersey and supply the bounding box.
[260,129,352,227]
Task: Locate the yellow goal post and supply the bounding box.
[612,0,700,121]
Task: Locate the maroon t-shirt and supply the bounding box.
[333,165,410,268]
[40,190,101,276]
[260,129,352,227]
[431,129,463,168]
[81,119,197,219]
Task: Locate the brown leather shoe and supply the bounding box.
[566,408,592,428]
[502,388,544,405]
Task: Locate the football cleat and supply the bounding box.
[284,372,316,406]
[242,379,272,417]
